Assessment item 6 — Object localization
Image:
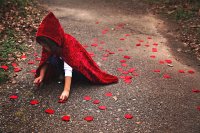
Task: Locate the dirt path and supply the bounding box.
[0,0,200,132]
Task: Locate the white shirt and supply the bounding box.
[64,61,73,77]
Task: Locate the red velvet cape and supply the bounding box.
[36,12,118,84]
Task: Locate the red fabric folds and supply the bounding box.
[36,12,118,84]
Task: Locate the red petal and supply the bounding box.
[84,96,91,101]
[124,79,132,84]
[30,100,39,105]
[62,116,70,121]
[84,116,94,122]
[188,70,195,74]
[132,72,139,76]
[34,53,38,56]
[154,69,160,73]
[152,48,157,52]
[192,89,200,93]
[136,43,141,46]
[21,54,27,59]
[91,43,98,47]
[153,43,158,46]
[165,60,172,64]
[102,57,107,61]
[120,60,126,63]
[35,57,41,61]
[117,68,123,72]
[45,109,55,114]
[121,63,128,67]
[128,68,136,73]
[197,106,200,111]
[125,34,130,36]
[145,44,150,47]
[124,114,133,119]
[1,65,8,71]
[103,54,109,57]
[118,48,123,51]
[100,41,105,44]
[10,95,18,99]
[122,71,129,74]
[98,106,107,110]
[11,63,18,68]
[30,70,36,73]
[14,68,21,72]
[124,55,131,59]
[120,38,125,40]
[95,21,99,24]
[58,99,67,103]
[28,61,35,64]
[105,92,112,97]
[178,70,185,73]
[163,74,171,79]
[138,40,144,42]
[159,60,165,64]
[147,37,152,39]
[93,100,100,104]
[125,76,132,80]
[150,55,156,58]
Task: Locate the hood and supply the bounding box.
[36,12,65,46]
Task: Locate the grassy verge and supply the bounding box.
[145,0,200,59]
[0,0,45,84]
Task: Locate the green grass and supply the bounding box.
[173,8,194,20]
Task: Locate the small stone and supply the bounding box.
[167,64,173,67]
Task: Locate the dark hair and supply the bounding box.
[37,36,61,55]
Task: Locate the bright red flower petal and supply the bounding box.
[122,63,128,67]
[99,106,107,110]
[159,60,165,64]
[84,116,94,122]
[1,65,8,71]
[11,63,18,68]
[45,109,55,114]
[30,100,39,105]
[152,48,157,52]
[124,114,133,119]
[84,96,91,101]
[178,70,185,73]
[120,38,125,40]
[153,43,158,46]
[129,68,136,73]
[163,74,171,79]
[192,89,200,93]
[165,60,172,64]
[14,68,21,72]
[10,95,18,99]
[120,60,126,63]
[30,69,36,73]
[150,55,156,58]
[136,43,141,46]
[188,70,195,74]
[35,57,41,61]
[124,55,131,59]
[154,69,160,73]
[105,92,112,97]
[62,116,70,121]
[91,43,98,47]
[145,44,150,47]
[93,100,100,104]
[28,61,35,64]
[21,55,27,59]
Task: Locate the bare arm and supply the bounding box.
[60,76,72,101]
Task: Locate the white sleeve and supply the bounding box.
[64,61,73,77]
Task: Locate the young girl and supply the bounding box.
[34,12,118,101]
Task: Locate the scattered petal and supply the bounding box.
[159,60,165,64]
[154,69,160,73]
[62,116,70,121]
[124,55,131,59]
[1,65,8,71]
[153,43,158,46]
[45,109,55,114]
[84,96,91,101]
[35,57,41,61]
[120,60,126,63]
[121,63,128,67]
[21,54,27,59]
[165,60,172,64]
[11,63,18,68]
[178,70,185,73]
[30,100,39,105]
[10,95,18,99]
[124,114,133,119]
[120,38,125,40]
[118,48,123,51]
[188,70,195,74]
[84,116,94,122]
[30,69,36,73]
[98,106,107,110]
[136,43,141,46]
[93,100,100,104]
[197,106,200,111]
[147,37,152,39]
[91,43,98,47]
[28,61,35,64]
[128,68,136,73]
[105,92,112,97]
[150,55,156,58]
[145,44,150,47]
[163,74,171,79]
[14,68,21,72]
[152,48,157,52]
[192,89,200,93]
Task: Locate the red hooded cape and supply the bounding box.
[36,12,118,84]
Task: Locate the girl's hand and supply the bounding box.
[60,90,69,101]
[34,76,43,84]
